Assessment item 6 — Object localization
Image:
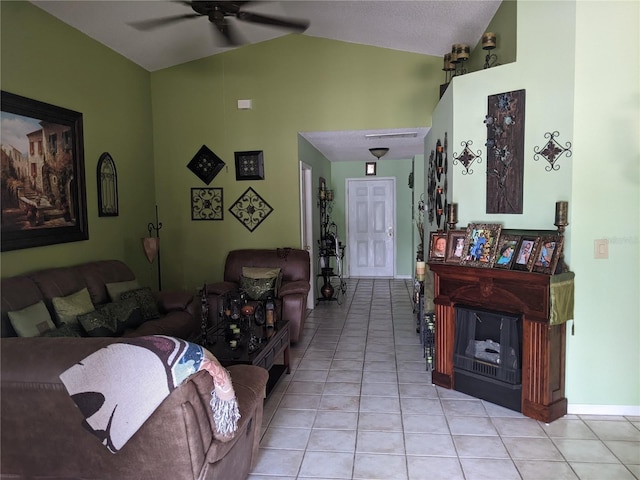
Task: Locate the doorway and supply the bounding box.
[346,177,396,277]
[299,161,315,310]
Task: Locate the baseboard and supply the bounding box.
[567,404,640,416]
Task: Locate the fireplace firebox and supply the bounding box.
[453,306,522,412]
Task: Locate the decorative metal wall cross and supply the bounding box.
[533,131,573,171]
[453,140,482,175]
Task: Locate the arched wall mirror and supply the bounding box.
[97,152,118,217]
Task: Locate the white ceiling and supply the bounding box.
[30,0,501,161]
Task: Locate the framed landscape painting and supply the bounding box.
[1,91,88,251]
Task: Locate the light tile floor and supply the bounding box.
[248,278,640,480]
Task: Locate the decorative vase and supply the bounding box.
[321,273,334,299]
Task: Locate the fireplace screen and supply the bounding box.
[454,306,522,385]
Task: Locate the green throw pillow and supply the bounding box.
[120,287,160,321]
[52,288,95,325]
[240,275,277,301]
[105,279,141,302]
[8,301,56,337]
[78,298,142,337]
[242,267,282,296]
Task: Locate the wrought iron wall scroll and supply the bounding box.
[533,131,572,171]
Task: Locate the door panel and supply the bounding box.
[347,178,395,277]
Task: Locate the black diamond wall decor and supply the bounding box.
[229,187,273,232]
[187,145,225,185]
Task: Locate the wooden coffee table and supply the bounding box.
[204,320,290,395]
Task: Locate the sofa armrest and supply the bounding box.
[158,290,194,313]
[278,280,310,298]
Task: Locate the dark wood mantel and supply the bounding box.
[428,263,568,423]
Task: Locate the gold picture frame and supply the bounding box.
[460,223,502,268]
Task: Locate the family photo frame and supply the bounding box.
[532,234,564,274]
[492,233,521,269]
[428,231,448,262]
[445,229,467,264]
[1,91,88,252]
[460,223,502,268]
[512,236,540,271]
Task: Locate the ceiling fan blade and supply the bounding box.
[236,11,309,32]
[129,13,202,31]
[210,17,243,46]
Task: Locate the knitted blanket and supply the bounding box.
[60,335,240,453]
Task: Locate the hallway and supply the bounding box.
[248,278,640,479]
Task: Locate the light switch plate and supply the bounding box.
[594,239,608,259]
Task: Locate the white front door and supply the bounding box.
[347,177,395,277]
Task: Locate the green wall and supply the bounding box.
[149,35,441,290]
[0,1,157,287]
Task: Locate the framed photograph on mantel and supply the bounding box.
[460,223,502,268]
[492,234,520,269]
[445,229,466,264]
[428,231,448,262]
[532,234,564,275]
[0,91,88,252]
[512,236,540,272]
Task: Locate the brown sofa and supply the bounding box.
[1,259,199,340]
[205,248,310,343]
[0,336,269,479]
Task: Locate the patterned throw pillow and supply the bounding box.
[52,288,95,325]
[240,275,277,301]
[106,279,141,302]
[78,298,142,337]
[120,287,160,321]
[242,267,282,296]
[8,300,56,337]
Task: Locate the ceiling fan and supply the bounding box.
[129,1,310,46]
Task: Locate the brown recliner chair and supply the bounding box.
[205,248,310,343]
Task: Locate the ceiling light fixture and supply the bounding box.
[369,148,389,159]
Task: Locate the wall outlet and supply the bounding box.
[594,239,608,259]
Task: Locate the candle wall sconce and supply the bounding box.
[482,32,498,69]
[453,140,482,175]
[534,131,573,171]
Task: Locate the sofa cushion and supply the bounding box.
[240,275,277,301]
[121,287,160,321]
[8,301,56,337]
[78,298,142,337]
[51,288,95,326]
[106,279,141,302]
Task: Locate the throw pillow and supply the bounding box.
[240,275,277,301]
[106,279,141,302]
[8,301,56,337]
[52,287,95,325]
[40,323,84,337]
[242,267,282,296]
[120,287,160,321]
[78,298,142,337]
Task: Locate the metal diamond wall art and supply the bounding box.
[533,131,572,171]
[229,187,273,232]
[187,145,225,185]
[191,188,223,221]
[453,140,482,175]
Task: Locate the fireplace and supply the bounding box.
[453,306,522,412]
[428,262,572,423]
